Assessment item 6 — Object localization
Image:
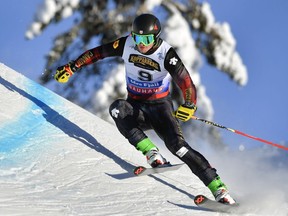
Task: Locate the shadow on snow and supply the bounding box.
[0,76,133,172]
[0,76,206,212]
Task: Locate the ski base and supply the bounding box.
[133,163,184,176]
[194,194,239,213]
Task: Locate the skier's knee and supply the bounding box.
[165,138,189,156]
[109,99,133,120]
[166,141,218,185]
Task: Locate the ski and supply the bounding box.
[133,163,184,176]
[194,194,239,213]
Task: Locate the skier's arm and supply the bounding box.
[54,36,127,83]
[164,47,197,121]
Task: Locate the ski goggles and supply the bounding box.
[132,33,155,46]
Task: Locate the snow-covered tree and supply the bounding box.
[26,0,247,149]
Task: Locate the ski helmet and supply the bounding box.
[132,14,161,39]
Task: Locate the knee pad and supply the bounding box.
[175,146,190,158]
[165,138,189,156]
[109,99,133,120]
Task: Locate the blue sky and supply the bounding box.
[0,0,287,151]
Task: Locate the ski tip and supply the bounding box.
[194,195,208,205]
[133,166,146,176]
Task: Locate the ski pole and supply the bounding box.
[190,116,288,151]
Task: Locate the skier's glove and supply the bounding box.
[175,102,197,122]
[54,61,78,83]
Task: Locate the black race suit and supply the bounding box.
[73,35,217,186]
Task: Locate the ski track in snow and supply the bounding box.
[0,63,287,215]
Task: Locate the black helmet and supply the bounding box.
[132,14,161,39]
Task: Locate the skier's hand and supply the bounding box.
[175,103,197,122]
[54,61,78,83]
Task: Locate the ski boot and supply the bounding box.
[208,176,236,205]
[146,147,168,168]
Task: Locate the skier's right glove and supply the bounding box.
[54,61,78,83]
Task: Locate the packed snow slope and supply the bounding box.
[0,63,287,216]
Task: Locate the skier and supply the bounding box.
[54,13,236,205]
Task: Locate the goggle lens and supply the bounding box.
[132,33,155,46]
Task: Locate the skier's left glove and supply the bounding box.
[54,61,78,83]
[175,102,197,122]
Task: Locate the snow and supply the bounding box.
[0,63,287,215]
